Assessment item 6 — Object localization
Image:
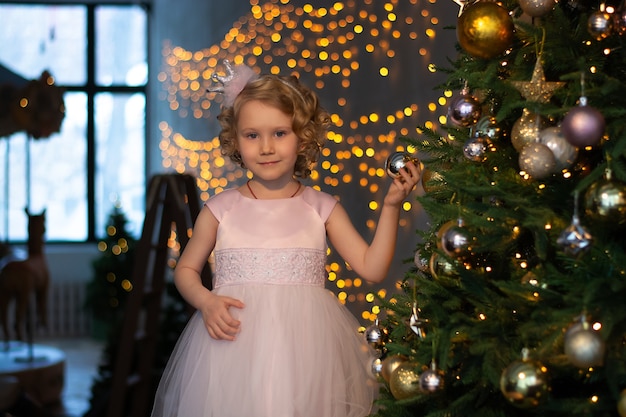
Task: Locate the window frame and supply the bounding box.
[0,0,150,243]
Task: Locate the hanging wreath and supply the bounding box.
[0,70,65,139]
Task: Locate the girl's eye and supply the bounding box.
[246,133,258,139]
[276,130,287,137]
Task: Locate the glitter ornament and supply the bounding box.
[500,350,550,408]
[389,362,422,400]
[385,152,420,178]
[538,126,578,172]
[511,59,565,104]
[562,98,605,148]
[463,135,494,162]
[447,88,482,127]
[457,1,515,59]
[519,143,557,179]
[588,10,614,40]
[421,168,446,194]
[511,109,546,151]
[564,317,605,368]
[519,0,556,16]
[419,361,445,393]
[381,354,408,383]
[584,169,626,224]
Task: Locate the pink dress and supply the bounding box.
[151,186,376,417]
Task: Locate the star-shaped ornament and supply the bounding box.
[510,59,565,103]
[451,0,467,16]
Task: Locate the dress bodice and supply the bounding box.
[205,186,337,288]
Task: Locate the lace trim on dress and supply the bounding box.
[213,247,327,288]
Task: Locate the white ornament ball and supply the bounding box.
[538,126,578,172]
[519,143,557,179]
[564,321,606,368]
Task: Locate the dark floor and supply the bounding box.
[0,337,104,417]
[42,337,104,417]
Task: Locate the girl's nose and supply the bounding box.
[260,137,274,154]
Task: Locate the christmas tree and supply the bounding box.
[371,0,626,416]
[84,205,138,338]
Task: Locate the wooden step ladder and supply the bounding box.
[104,173,212,417]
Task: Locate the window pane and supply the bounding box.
[0,92,88,241]
[0,5,86,85]
[96,6,148,86]
[95,93,145,239]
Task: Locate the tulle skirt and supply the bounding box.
[151,284,377,417]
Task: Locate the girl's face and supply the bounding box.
[236,99,299,184]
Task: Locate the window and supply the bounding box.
[0,3,147,242]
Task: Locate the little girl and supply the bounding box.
[151,62,420,417]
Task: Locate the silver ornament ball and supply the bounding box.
[385,152,419,178]
[448,93,482,127]
[564,321,605,368]
[500,359,550,408]
[463,136,494,162]
[519,0,556,16]
[588,11,614,40]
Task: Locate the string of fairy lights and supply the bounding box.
[159,0,452,323]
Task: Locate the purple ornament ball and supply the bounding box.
[561,106,605,148]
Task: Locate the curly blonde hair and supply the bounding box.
[217,74,331,179]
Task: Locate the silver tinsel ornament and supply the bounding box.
[557,214,592,257]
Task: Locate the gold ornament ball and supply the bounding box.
[500,359,550,408]
[584,174,626,224]
[511,109,546,152]
[389,362,422,400]
[381,355,408,383]
[457,1,515,59]
[618,389,626,417]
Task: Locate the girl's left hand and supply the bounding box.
[384,161,421,207]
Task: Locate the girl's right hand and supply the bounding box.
[200,294,245,341]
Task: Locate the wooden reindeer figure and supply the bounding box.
[0,209,50,348]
